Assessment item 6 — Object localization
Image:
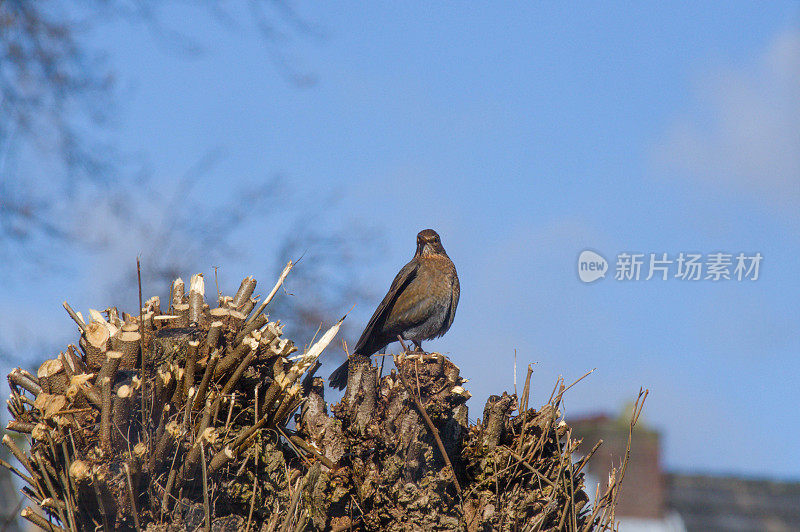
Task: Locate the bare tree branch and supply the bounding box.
[0,1,376,369]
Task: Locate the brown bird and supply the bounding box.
[329,229,459,390]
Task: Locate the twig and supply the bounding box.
[574,439,603,476]
[570,453,578,532]
[9,368,42,396]
[6,420,35,433]
[513,349,517,397]
[234,313,268,344]
[608,389,648,499]
[231,275,257,311]
[193,350,219,410]
[554,368,596,405]
[201,442,211,532]
[62,302,86,334]
[581,388,649,531]
[137,257,147,448]
[288,434,335,470]
[0,457,35,486]
[515,363,536,453]
[124,463,141,532]
[521,363,534,414]
[244,261,293,328]
[33,451,68,527]
[96,351,122,385]
[529,401,558,462]
[220,347,257,396]
[184,340,199,401]
[42,433,78,532]
[214,267,221,304]
[553,429,577,532]
[224,394,236,432]
[189,274,205,325]
[276,427,313,468]
[245,452,258,532]
[501,447,554,488]
[462,459,521,500]
[2,434,37,481]
[58,437,79,532]
[215,340,255,378]
[21,507,67,532]
[183,387,196,430]
[414,359,421,398]
[100,377,112,451]
[161,448,180,516]
[548,375,562,403]
[279,474,305,532]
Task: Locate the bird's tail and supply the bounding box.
[329,359,349,390]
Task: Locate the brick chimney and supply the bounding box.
[570,410,663,519]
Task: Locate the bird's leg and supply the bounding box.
[412,340,423,353]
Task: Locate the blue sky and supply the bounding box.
[4,3,799,479]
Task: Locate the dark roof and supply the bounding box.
[666,473,800,532]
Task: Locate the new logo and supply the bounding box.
[578,250,608,283]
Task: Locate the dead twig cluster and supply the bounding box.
[3,264,346,531]
[458,367,627,532]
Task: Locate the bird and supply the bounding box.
[329,228,459,390]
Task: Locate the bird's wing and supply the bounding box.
[390,259,457,334]
[442,271,459,334]
[352,259,419,355]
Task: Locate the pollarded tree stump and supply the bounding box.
[294,351,600,531]
[305,351,471,530]
[3,269,631,531]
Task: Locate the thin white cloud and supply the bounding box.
[654,28,800,213]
